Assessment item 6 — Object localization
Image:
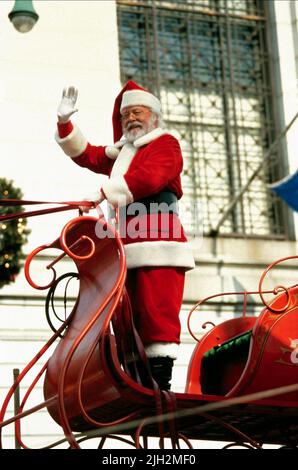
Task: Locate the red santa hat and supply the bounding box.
[112,80,161,143]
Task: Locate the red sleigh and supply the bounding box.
[0,214,298,449]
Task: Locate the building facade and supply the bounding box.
[0,0,298,448]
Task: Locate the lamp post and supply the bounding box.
[8,0,39,33]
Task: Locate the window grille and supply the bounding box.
[117,0,287,238]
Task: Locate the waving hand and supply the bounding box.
[57,86,78,123]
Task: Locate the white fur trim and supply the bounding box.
[124,241,195,270]
[133,128,167,148]
[115,140,127,148]
[110,143,137,178]
[104,130,168,209]
[55,124,87,158]
[108,129,167,172]
[145,342,179,359]
[105,146,120,160]
[121,90,161,114]
[102,176,134,208]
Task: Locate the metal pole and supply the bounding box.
[13,368,21,449]
[152,0,161,97]
[210,110,298,236]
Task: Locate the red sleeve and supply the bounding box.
[124,135,183,200]
[57,121,74,138]
[72,143,114,176]
[57,121,113,176]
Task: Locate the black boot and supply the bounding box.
[148,356,174,390]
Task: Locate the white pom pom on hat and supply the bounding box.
[105,146,120,160]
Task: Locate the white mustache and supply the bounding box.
[126,121,143,131]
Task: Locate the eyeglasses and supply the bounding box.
[120,108,150,121]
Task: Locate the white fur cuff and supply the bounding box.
[145,342,179,359]
[102,176,134,208]
[124,241,195,270]
[55,124,88,158]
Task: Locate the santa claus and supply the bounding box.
[55,81,195,390]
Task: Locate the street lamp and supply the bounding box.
[8,0,39,33]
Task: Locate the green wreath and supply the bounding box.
[0,178,30,289]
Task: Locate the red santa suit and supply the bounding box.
[55,81,194,360]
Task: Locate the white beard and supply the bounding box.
[124,126,147,143]
[123,114,157,143]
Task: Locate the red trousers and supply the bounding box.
[125,266,185,345]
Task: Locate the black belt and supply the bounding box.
[120,191,179,216]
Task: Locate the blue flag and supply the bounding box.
[269,170,298,212]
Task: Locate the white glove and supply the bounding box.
[79,189,105,214]
[57,86,79,123]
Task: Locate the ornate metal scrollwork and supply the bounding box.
[24,244,58,290]
[258,256,298,313]
[45,272,79,338]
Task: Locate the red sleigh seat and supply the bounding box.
[186,286,298,404]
